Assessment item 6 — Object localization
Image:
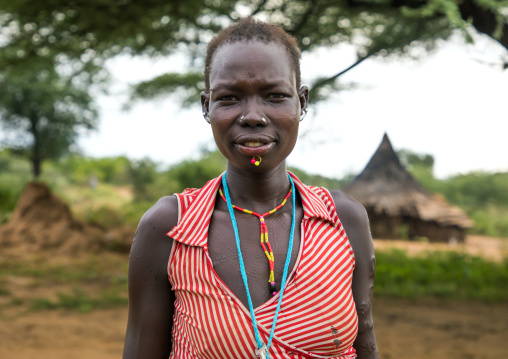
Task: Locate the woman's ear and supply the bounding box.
[201,91,210,123]
[298,86,309,119]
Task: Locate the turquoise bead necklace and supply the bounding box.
[221,172,296,359]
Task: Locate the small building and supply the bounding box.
[343,134,473,243]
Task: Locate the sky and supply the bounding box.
[78,33,508,180]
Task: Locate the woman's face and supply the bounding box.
[202,40,308,172]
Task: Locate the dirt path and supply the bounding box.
[0,308,126,359]
[374,298,508,359]
[1,297,507,359]
[373,235,508,262]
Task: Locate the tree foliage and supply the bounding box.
[443,171,508,209]
[57,155,132,185]
[0,66,97,178]
[398,149,435,170]
[1,0,506,105]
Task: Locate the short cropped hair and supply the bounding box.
[204,17,301,92]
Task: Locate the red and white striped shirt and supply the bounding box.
[167,173,358,359]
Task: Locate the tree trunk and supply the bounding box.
[32,156,42,179]
[29,114,42,180]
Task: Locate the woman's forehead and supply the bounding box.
[209,40,296,88]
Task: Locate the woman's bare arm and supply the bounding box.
[123,196,178,359]
[330,190,379,359]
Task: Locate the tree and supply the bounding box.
[126,0,508,102]
[1,0,506,103]
[397,149,435,172]
[128,157,158,201]
[396,149,443,193]
[0,66,97,178]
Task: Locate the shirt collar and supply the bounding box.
[167,172,338,248]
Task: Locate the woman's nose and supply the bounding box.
[238,100,268,127]
[238,114,268,127]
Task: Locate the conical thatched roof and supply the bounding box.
[344,134,473,229]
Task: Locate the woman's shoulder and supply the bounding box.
[327,189,369,225]
[139,195,179,232]
[132,195,179,255]
[326,189,373,254]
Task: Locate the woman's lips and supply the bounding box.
[235,141,276,156]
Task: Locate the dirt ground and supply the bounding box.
[0,236,507,359]
[0,297,506,359]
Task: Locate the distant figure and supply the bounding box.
[89,174,98,189]
[123,17,378,359]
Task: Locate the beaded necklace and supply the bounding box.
[218,185,292,295]
[221,173,295,359]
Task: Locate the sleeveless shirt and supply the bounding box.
[167,173,358,359]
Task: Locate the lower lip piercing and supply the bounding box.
[251,156,262,166]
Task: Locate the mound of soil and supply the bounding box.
[0,182,106,256]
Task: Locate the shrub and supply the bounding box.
[374,249,508,302]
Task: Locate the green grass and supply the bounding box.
[374,249,508,302]
[30,289,128,313]
[0,256,128,284]
[10,297,24,306]
[0,254,129,313]
[0,286,10,296]
[1,249,507,315]
[57,183,133,227]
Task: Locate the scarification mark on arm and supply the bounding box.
[358,301,371,318]
[357,301,374,335]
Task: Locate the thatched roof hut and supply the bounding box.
[343,134,473,243]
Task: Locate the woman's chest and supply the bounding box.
[207,209,302,309]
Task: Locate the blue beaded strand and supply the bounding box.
[222,172,296,359]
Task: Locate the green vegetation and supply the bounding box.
[1,249,506,315]
[438,173,508,237]
[375,249,508,302]
[0,286,10,296]
[1,0,505,110]
[0,255,128,284]
[399,150,508,238]
[30,289,127,313]
[288,167,346,189]
[0,150,31,223]
[0,254,128,314]
[2,149,504,311]
[2,148,508,237]
[469,206,508,238]
[0,65,98,179]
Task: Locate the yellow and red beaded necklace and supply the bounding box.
[218,186,293,296]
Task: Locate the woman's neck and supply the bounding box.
[224,162,291,213]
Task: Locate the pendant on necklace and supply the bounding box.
[255,344,268,359]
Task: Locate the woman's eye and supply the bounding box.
[267,93,285,99]
[218,95,238,101]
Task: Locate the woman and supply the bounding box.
[123,17,378,359]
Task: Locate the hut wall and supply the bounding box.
[366,209,466,243]
[409,219,465,243]
[367,211,402,239]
